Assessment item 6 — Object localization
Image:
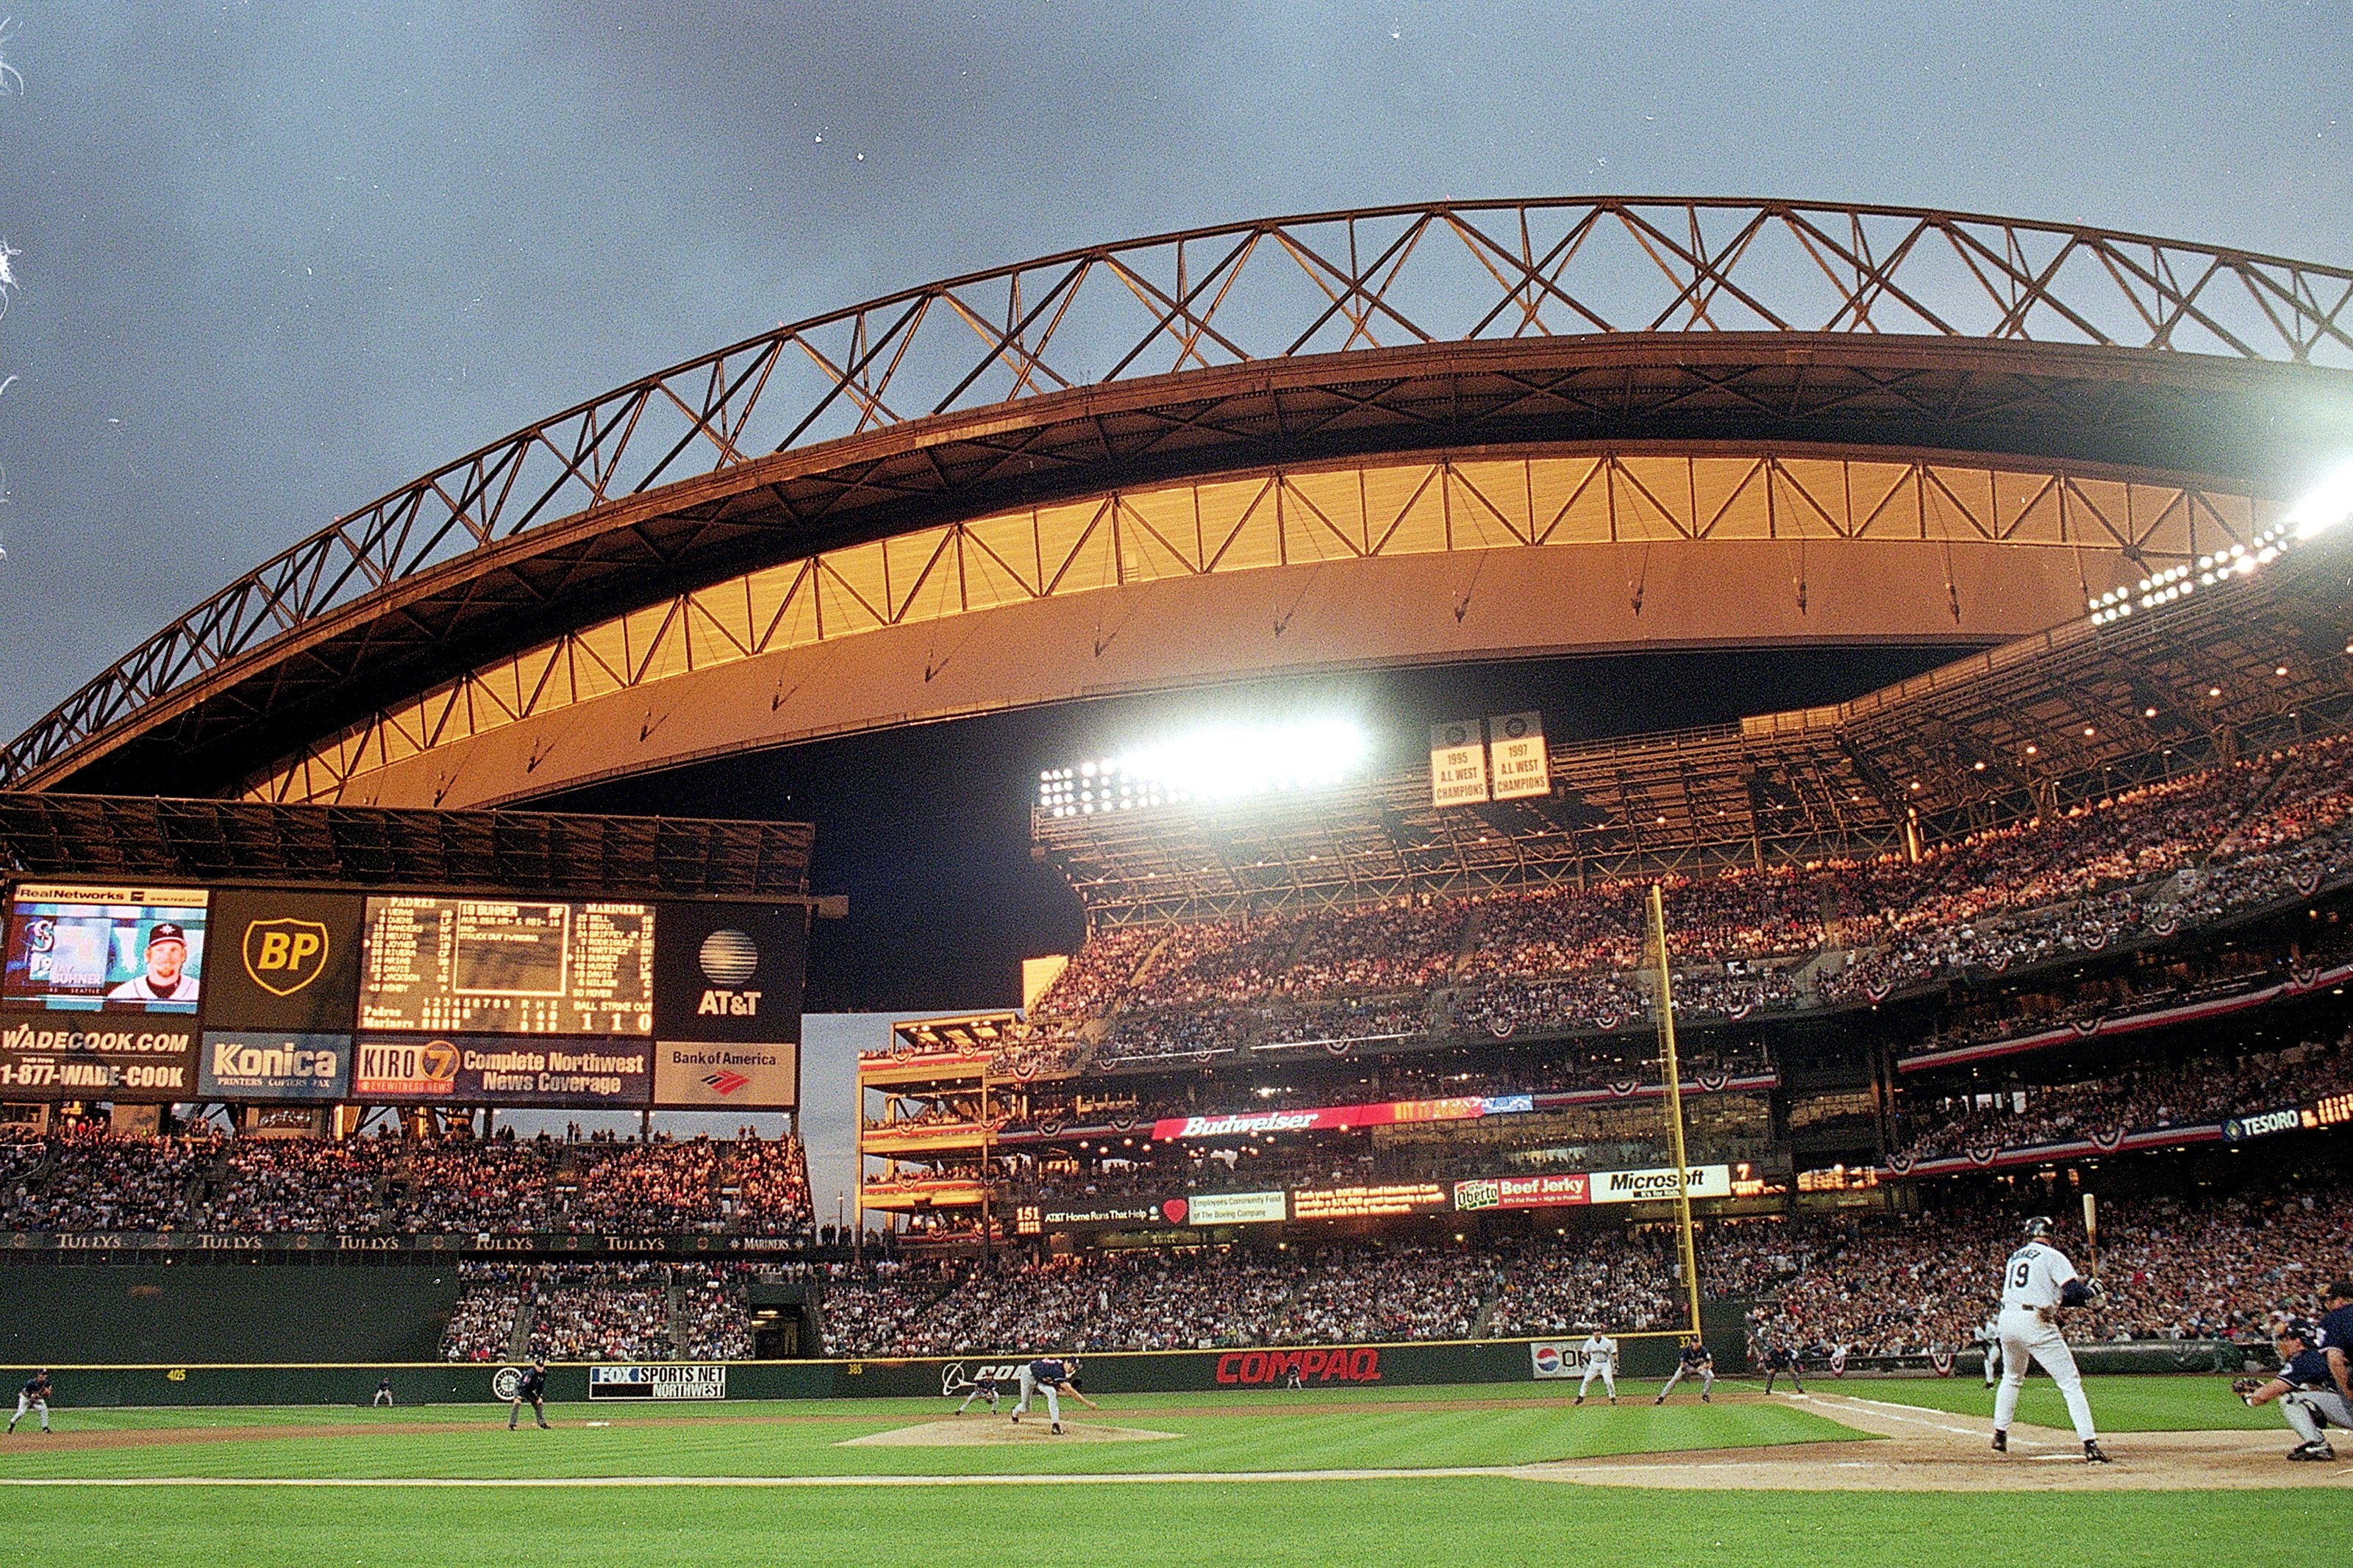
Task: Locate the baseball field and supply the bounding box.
[0,1376,2342,1566]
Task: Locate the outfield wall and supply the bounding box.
[0,1266,461,1365]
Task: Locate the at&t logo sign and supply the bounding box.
[697,928,763,1017]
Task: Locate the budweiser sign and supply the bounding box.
[1153,1093,1532,1142]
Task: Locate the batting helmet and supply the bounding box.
[2022,1215,2054,1241]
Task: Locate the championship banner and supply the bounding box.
[1429,721,1489,806]
[198,1031,351,1101]
[1487,712,1550,801]
[1452,1173,1591,1211]
[0,1009,198,1101]
[652,1042,799,1110]
[1588,1164,1734,1204]
[350,1033,651,1108]
[203,889,365,1034]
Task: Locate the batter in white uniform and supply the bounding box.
[1990,1215,2110,1463]
[1573,1330,1618,1405]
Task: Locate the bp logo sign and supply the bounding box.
[491,1366,525,1401]
[242,917,331,997]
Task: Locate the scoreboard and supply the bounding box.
[357,897,654,1037]
[0,879,804,1109]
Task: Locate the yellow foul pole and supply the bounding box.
[1648,884,1704,1338]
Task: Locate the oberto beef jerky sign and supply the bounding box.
[351,1033,651,1108]
[204,889,365,1033]
[0,1010,196,1101]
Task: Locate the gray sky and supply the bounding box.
[0,1,2347,742]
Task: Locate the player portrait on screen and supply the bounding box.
[1,887,209,1015]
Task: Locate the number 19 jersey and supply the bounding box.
[1999,1241,2078,1311]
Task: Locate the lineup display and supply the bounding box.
[358,897,655,1037]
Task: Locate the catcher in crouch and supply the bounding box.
[2236,1321,2351,1461]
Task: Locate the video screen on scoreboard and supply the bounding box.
[1,884,210,1014]
[357,895,654,1037]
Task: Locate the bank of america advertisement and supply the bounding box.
[652,1041,799,1109]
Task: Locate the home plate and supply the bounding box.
[840,1420,1179,1447]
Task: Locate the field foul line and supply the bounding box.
[0,1467,1552,1488]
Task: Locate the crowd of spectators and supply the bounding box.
[0,1131,813,1237]
[1741,1179,2350,1356]
[1030,737,2353,1050]
[1890,1032,2353,1161]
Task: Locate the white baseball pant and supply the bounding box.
[1578,1360,1615,1399]
[9,1395,45,1432]
[1992,1306,2096,1441]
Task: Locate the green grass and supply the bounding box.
[0,1385,1854,1480]
[2,1481,2346,1568]
[1801,1374,2281,1432]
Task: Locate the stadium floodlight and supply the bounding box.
[2288,459,2353,542]
[1038,718,1370,816]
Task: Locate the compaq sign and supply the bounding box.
[697,929,762,1016]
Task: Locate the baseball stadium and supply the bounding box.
[1,198,2352,1564]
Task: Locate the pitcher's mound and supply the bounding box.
[840,1418,1180,1447]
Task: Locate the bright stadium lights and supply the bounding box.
[2288,459,2353,541]
[1038,718,1370,816]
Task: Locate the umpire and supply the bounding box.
[509,1357,551,1431]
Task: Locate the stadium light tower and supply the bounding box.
[2288,457,2353,541]
[1039,718,1370,817]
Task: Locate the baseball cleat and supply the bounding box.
[1702,1394,1710,1403]
[1990,1429,2007,1453]
[2082,1440,2111,1464]
[1051,1422,1062,1433]
[1010,1414,1019,1424]
[1573,1396,1585,1406]
[1652,1395,1664,1405]
[2288,1442,2336,1461]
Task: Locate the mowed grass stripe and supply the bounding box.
[5,1477,2348,1568]
[1802,1375,2282,1433]
[0,1397,1860,1480]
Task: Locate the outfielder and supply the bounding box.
[7,1370,48,1434]
[954,1370,1001,1415]
[373,1375,395,1408]
[1989,1215,2110,1463]
[508,1357,550,1431]
[1654,1337,1713,1403]
[1573,1329,1618,1405]
[2235,1320,2350,1461]
[1010,1356,1098,1434]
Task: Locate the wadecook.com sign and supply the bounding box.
[1215,1347,1381,1386]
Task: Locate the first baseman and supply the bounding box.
[1654,1337,1713,1403]
[1989,1216,2109,1463]
[1574,1329,1618,1405]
